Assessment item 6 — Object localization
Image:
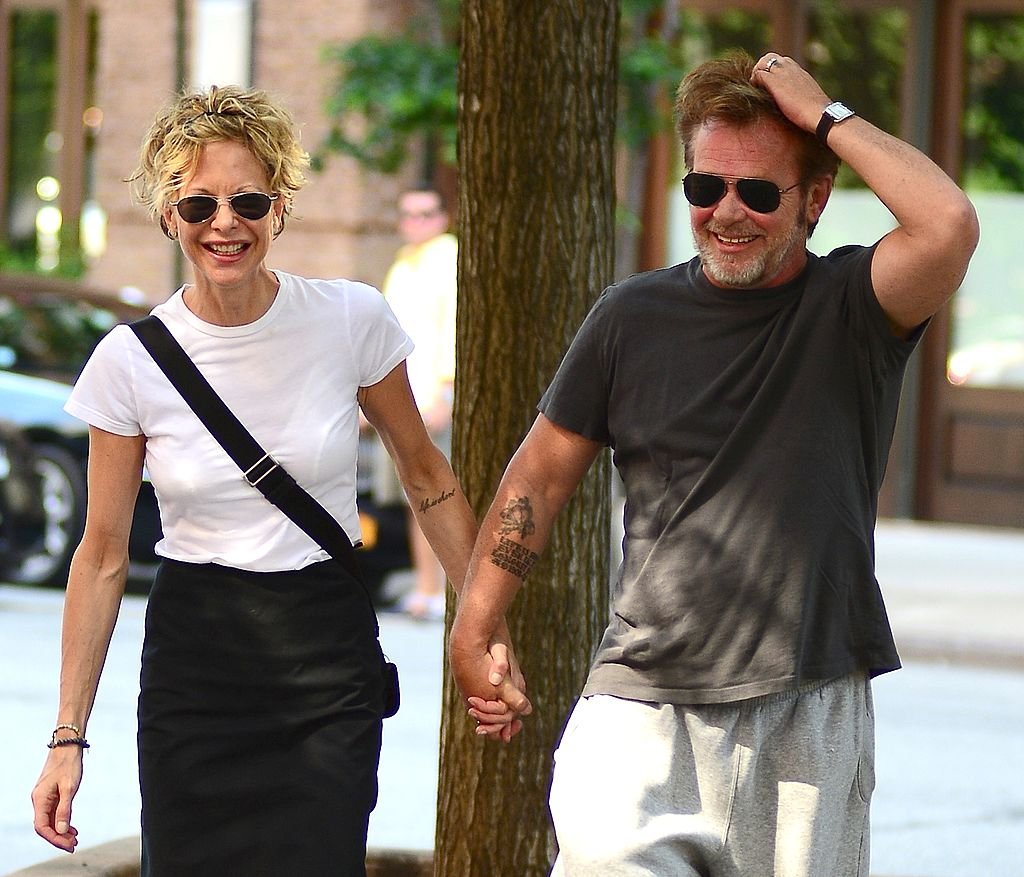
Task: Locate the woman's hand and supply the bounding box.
[31,747,84,853]
[468,639,531,742]
[451,619,533,743]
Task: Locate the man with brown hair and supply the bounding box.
[451,50,978,875]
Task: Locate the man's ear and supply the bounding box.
[806,175,834,227]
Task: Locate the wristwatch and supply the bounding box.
[816,101,856,145]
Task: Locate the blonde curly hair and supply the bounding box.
[129,85,310,238]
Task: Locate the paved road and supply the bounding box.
[3,518,1024,875]
[870,662,1024,877]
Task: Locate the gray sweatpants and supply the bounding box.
[549,674,875,877]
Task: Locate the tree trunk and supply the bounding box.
[436,2,618,875]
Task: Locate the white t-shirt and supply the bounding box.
[66,271,413,572]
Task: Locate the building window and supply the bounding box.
[192,0,253,89]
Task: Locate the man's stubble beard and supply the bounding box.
[694,216,808,289]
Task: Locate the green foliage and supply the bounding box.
[0,245,41,275]
[317,1,1024,195]
[617,21,686,147]
[805,2,908,189]
[0,244,85,280]
[962,16,1024,192]
[3,10,89,278]
[311,0,456,175]
[610,0,724,149]
[318,0,693,173]
[314,30,457,174]
[6,11,58,254]
[807,9,905,126]
[675,7,770,66]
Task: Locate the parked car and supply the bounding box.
[0,272,149,382]
[0,367,161,587]
[0,275,159,587]
[0,421,45,581]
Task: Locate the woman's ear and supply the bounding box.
[160,210,178,240]
[272,199,286,237]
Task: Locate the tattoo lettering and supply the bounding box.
[489,536,539,580]
[419,488,455,514]
[498,496,537,540]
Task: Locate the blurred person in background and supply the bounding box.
[374,186,458,620]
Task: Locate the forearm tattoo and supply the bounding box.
[490,536,539,579]
[489,496,539,579]
[498,496,536,539]
[419,488,455,514]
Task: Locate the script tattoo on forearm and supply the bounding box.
[490,536,539,579]
[419,488,455,514]
[489,496,539,579]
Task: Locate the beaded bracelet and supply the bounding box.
[48,724,90,750]
[48,736,90,749]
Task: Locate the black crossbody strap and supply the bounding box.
[130,315,362,581]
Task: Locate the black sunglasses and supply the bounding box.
[683,172,801,214]
[171,192,278,224]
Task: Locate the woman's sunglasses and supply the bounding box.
[171,192,278,224]
[682,173,800,214]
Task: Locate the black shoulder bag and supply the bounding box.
[130,315,399,718]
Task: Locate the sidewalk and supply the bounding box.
[874,518,1024,669]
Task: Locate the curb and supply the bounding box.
[6,840,433,877]
[6,838,138,877]
[896,637,1024,672]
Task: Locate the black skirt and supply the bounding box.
[138,559,387,877]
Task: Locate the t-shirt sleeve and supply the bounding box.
[831,244,926,377]
[345,281,415,387]
[63,325,143,436]
[538,291,613,445]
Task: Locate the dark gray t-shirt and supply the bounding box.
[540,246,921,704]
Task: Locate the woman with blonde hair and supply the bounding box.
[30,85,509,876]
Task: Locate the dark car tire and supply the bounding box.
[12,442,86,588]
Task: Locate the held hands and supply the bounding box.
[468,641,530,742]
[750,53,833,135]
[31,748,84,853]
[449,621,532,744]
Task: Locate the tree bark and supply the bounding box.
[436,2,619,875]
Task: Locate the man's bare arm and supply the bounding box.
[450,414,602,738]
[754,54,979,336]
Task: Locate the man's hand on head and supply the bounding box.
[750,53,832,134]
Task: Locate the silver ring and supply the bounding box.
[766,57,780,72]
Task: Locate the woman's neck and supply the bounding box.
[183,269,280,327]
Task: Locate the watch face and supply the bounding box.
[828,102,855,122]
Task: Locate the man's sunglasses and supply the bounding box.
[683,172,801,214]
[170,192,278,224]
